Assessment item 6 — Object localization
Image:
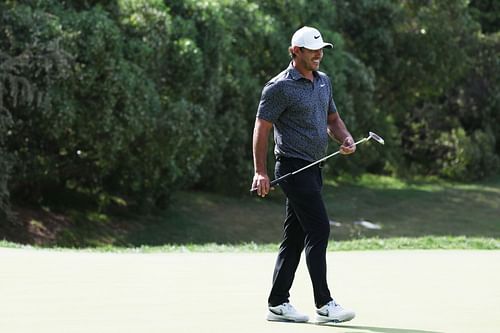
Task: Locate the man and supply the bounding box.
[251,26,356,324]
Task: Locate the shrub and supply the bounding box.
[439,128,499,180]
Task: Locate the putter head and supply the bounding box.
[368,131,385,145]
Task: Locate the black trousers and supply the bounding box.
[268,157,333,309]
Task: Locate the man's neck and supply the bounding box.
[292,60,314,81]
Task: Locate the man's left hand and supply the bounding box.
[340,136,356,155]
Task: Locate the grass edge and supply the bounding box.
[1,236,499,253]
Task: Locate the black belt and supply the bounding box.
[276,156,325,168]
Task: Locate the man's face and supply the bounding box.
[295,47,324,71]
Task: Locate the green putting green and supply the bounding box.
[0,248,498,333]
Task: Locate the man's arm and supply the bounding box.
[252,117,273,197]
[327,112,356,155]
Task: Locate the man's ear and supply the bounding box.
[291,46,301,55]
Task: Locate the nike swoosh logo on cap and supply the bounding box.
[314,35,320,39]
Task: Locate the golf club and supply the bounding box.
[250,131,384,193]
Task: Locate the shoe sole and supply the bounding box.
[315,314,355,324]
[267,313,309,323]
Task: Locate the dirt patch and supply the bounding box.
[0,206,73,245]
[0,205,138,247]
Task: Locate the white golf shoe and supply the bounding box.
[266,302,309,323]
[316,300,355,323]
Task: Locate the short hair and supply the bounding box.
[288,46,304,59]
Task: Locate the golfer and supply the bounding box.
[251,26,356,323]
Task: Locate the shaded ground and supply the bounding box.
[1,175,499,247]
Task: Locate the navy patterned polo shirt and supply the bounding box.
[256,63,338,162]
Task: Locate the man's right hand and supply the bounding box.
[252,172,271,197]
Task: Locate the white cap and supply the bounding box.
[291,26,333,50]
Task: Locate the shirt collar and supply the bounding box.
[287,62,318,81]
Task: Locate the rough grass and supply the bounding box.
[2,174,499,249]
[1,236,499,252]
[121,174,500,246]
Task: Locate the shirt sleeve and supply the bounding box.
[328,97,338,114]
[256,82,286,123]
[327,76,338,114]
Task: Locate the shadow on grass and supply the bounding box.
[322,180,500,240]
[6,175,499,248]
[328,324,443,333]
[278,321,444,333]
[119,178,500,246]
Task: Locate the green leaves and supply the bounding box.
[0,0,498,219]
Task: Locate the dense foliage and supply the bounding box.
[1,0,498,217]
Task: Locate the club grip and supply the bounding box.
[250,173,292,194]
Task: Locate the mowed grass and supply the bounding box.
[123,174,500,247]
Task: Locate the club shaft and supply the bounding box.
[288,137,369,177]
[252,136,370,192]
